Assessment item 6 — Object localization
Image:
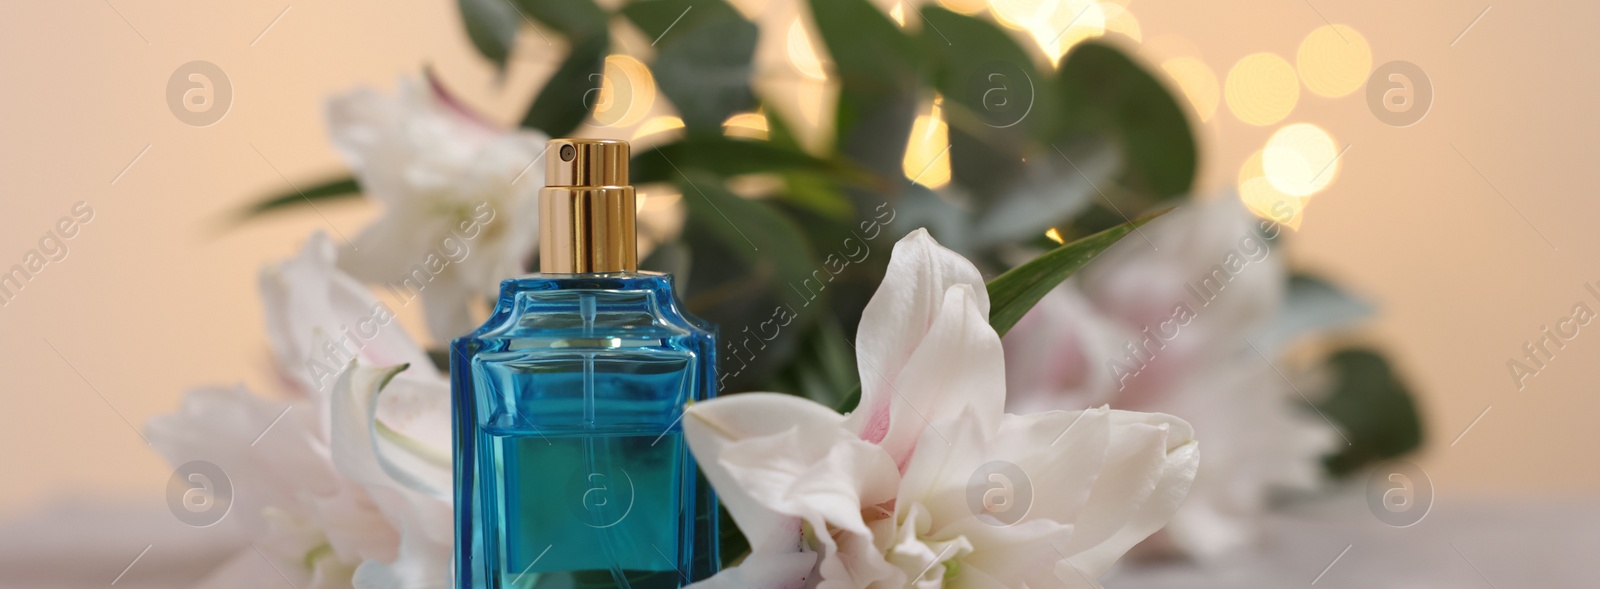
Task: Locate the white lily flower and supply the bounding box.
[326,76,548,341]
[1005,199,1339,561]
[146,385,385,589]
[148,235,455,589]
[684,228,1200,589]
[261,232,437,400]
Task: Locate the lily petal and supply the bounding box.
[1062,412,1199,577]
[865,283,1006,468]
[685,393,897,554]
[261,231,435,399]
[329,362,452,499]
[848,229,990,446]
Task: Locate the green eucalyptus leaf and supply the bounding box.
[457,0,521,68]
[918,6,1052,136]
[809,0,920,108]
[631,136,870,186]
[1317,348,1424,477]
[651,16,759,131]
[809,0,922,178]
[1056,41,1197,199]
[987,207,1167,336]
[621,0,743,46]
[235,175,361,222]
[777,171,854,222]
[513,0,608,41]
[520,31,610,137]
[672,170,820,392]
[970,139,1115,248]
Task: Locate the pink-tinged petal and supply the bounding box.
[847,229,989,443]
[424,68,500,133]
[1077,198,1285,373]
[1001,285,1129,413]
[868,283,1006,467]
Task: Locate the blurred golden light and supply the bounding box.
[1225,52,1299,126]
[1161,56,1219,122]
[723,112,770,140]
[631,116,684,142]
[903,99,951,189]
[1296,24,1371,98]
[725,0,763,20]
[990,0,1106,64]
[1263,123,1340,197]
[787,19,829,81]
[989,0,1049,29]
[890,2,908,26]
[1238,150,1305,230]
[638,189,683,216]
[796,81,827,128]
[1035,3,1107,64]
[939,0,989,15]
[593,55,656,128]
[1100,2,1141,42]
[1045,227,1066,244]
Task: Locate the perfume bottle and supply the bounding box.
[452,138,718,589]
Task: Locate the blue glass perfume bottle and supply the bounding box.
[452,139,718,589]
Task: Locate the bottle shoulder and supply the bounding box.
[453,272,715,348]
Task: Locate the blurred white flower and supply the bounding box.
[1001,285,1129,414]
[1003,198,1339,561]
[326,75,548,341]
[146,385,383,589]
[260,232,436,400]
[147,234,454,589]
[683,228,1200,588]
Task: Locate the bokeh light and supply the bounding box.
[938,0,989,15]
[1297,24,1372,97]
[903,99,951,189]
[1238,150,1305,230]
[1161,56,1219,122]
[787,19,829,81]
[1263,122,1341,197]
[723,112,770,140]
[890,2,908,26]
[631,116,684,142]
[1100,3,1141,42]
[1225,52,1299,125]
[593,55,655,128]
[991,0,1107,65]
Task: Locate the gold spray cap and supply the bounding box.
[539,138,637,274]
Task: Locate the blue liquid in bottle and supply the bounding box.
[453,140,718,589]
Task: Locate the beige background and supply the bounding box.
[0,0,1595,520]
